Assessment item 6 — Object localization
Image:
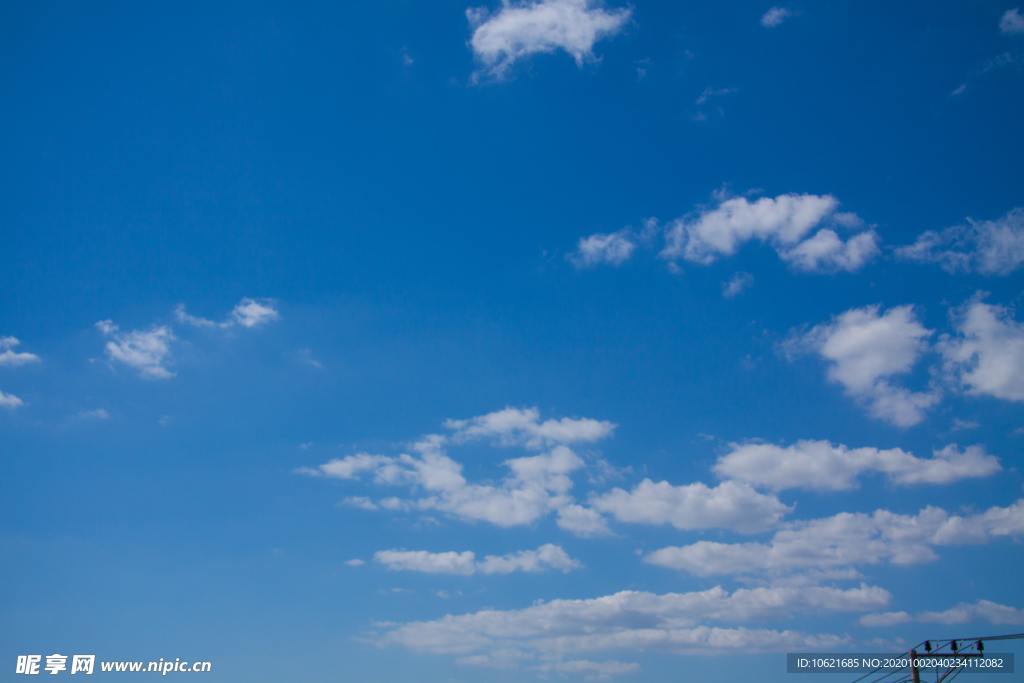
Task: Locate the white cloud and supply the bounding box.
[645,498,1024,577]
[0,337,41,367]
[858,611,911,627]
[345,558,366,567]
[919,600,1024,625]
[445,406,615,448]
[761,7,791,28]
[1000,8,1024,34]
[695,86,737,106]
[77,408,111,420]
[722,272,753,298]
[374,544,579,576]
[661,193,878,273]
[0,389,24,409]
[301,437,590,529]
[377,584,882,673]
[96,321,175,380]
[796,304,938,426]
[231,297,280,328]
[175,297,280,330]
[535,659,639,679]
[297,452,392,480]
[481,543,580,574]
[556,504,611,536]
[569,231,636,268]
[861,601,1024,627]
[781,229,879,272]
[300,410,624,535]
[467,0,631,81]
[591,479,791,533]
[896,208,1024,275]
[940,301,1024,401]
[713,440,1000,491]
[375,549,478,575]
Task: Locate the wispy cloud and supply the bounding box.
[695,86,737,106]
[761,6,791,28]
[569,231,636,268]
[722,272,754,298]
[861,600,1024,627]
[896,207,1024,275]
[1000,7,1024,34]
[175,297,280,330]
[77,408,111,420]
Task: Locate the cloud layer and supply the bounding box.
[714,440,1000,491]
[377,584,885,672]
[645,498,1024,577]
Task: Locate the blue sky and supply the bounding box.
[2,1,1024,681]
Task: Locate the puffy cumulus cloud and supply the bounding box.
[374,544,580,576]
[174,297,280,330]
[444,406,615,448]
[660,193,878,273]
[1000,8,1024,34]
[794,304,938,426]
[96,320,175,380]
[569,231,636,268]
[782,229,879,272]
[896,208,1024,275]
[376,584,882,674]
[0,389,24,409]
[761,7,791,28]
[0,336,41,367]
[939,301,1024,401]
[591,479,791,534]
[644,498,1024,577]
[298,433,591,530]
[861,601,1024,627]
[713,440,1000,491]
[467,0,631,81]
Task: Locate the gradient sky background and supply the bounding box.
[2,1,1024,681]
